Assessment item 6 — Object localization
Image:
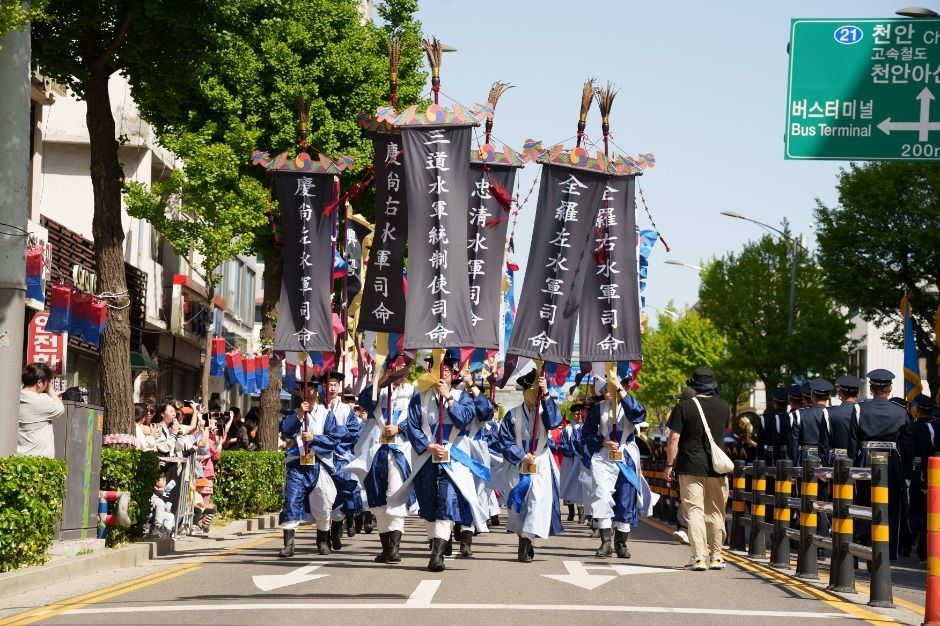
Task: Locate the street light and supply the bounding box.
[664,259,703,272]
[896,7,939,17]
[720,211,802,336]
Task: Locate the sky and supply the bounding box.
[412,0,912,320]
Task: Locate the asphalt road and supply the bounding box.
[0,514,925,625]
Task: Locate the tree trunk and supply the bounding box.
[201,282,214,406]
[87,64,133,434]
[257,252,283,450]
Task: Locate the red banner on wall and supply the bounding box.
[27,311,67,375]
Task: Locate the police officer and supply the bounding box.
[790,379,833,465]
[851,369,909,560]
[756,387,791,465]
[821,375,862,465]
[901,394,936,561]
[786,385,806,460]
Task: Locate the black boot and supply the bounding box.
[453,524,462,541]
[345,514,356,537]
[316,529,331,555]
[577,506,584,524]
[590,519,599,538]
[278,528,295,558]
[585,514,593,527]
[615,530,631,559]
[363,511,375,534]
[567,503,575,521]
[428,538,446,572]
[596,528,613,557]
[387,530,402,563]
[459,529,474,558]
[354,513,364,534]
[518,536,534,563]
[490,514,501,527]
[443,536,453,557]
[374,532,390,563]
[330,520,344,551]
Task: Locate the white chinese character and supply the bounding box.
[428,176,449,194]
[381,223,397,243]
[527,331,558,352]
[596,333,625,353]
[385,142,401,164]
[299,229,311,245]
[425,323,454,343]
[469,205,491,227]
[430,249,448,269]
[423,129,451,145]
[299,276,312,294]
[294,177,316,198]
[473,178,491,199]
[300,205,313,222]
[468,259,485,278]
[425,151,450,171]
[545,252,568,272]
[385,197,400,216]
[372,302,393,323]
[596,260,620,278]
[470,311,483,327]
[469,285,480,305]
[374,277,389,297]
[299,252,312,269]
[467,233,487,252]
[428,225,449,245]
[431,299,447,318]
[387,171,400,191]
[299,300,311,321]
[598,284,620,303]
[558,174,587,195]
[549,227,572,248]
[374,249,391,270]
[601,185,619,201]
[428,275,450,295]
[601,309,618,328]
[595,206,618,228]
[539,304,557,325]
[554,201,579,222]
[429,200,448,218]
[293,328,317,345]
[595,233,617,251]
[541,278,564,296]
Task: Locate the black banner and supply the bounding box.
[273,172,336,352]
[578,176,643,363]
[401,126,473,349]
[507,164,608,364]
[344,215,372,306]
[359,134,408,333]
[466,162,516,349]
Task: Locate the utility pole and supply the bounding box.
[0,24,31,455]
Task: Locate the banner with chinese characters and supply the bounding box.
[507,164,608,364]
[401,126,474,349]
[359,134,408,333]
[466,161,517,350]
[578,175,643,363]
[273,172,336,352]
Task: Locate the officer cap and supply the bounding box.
[866,369,895,386]
[801,382,812,397]
[914,394,935,411]
[888,397,907,408]
[787,384,803,399]
[810,379,834,394]
[835,374,862,391]
[772,387,789,402]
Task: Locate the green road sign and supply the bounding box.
[786,18,940,160]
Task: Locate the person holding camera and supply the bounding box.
[17,362,65,457]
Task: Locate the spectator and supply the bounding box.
[135,403,158,452]
[244,409,260,450]
[664,367,731,571]
[149,473,173,538]
[194,412,221,532]
[17,362,65,457]
[223,407,249,450]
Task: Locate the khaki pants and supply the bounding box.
[679,474,729,559]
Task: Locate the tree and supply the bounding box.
[635,307,753,421]
[0,0,47,45]
[124,131,268,403]
[697,231,854,403]
[815,162,940,394]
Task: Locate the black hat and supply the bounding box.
[675,387,696,400]
[933,405,940,419]
[801,383,812,398]
[914,394,935,411]
[888,396,907,408]
[686,367,717,390]
[810,379,834,395]
[835,374,862,391]
[342,385,356,400]
[424,354,459,369]
[516,370,537,391]
[207,400,222,411]
[570,402,585,412]
[867,369,895,386]
[787,384,803,399]
[771,387,789,402]
[326,371,344,383]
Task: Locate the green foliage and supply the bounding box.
[0,0,47,47]
[99,448,160,546]
[635,308,753,416]
[213,451,285,519]
[815,162,940,391]
[0,456,66,572]
[698,231,854,394]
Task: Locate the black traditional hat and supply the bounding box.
[516,370,537,391]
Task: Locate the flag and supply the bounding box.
[210,338,226,376]
[503,259,518,352]
[638,229,659,308]
[902,295,922,402]
[25,243,45,305]
[70,291,91,341]
[45,283,72,334]
[226,351,245,387]
[83,298,108,348]
[243,355,257,394]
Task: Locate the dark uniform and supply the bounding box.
[900,394,937,560]
[786,385,806,461]
[756,387,791,465]
[852,369,909,560]
[820,375,862,465]
[790,379,833,465]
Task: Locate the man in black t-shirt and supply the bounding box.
[665,367,731,571]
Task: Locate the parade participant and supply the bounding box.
[902,394,936,561]
[491,370,563,562]
[460,368,497,556]
[322,371,362,550]
[583,374,651,559]
[789,379,833,465]
[349,356,418,564]
[755,387,790,465]
[786,385,805,460]
[405,354,489,572]
[559,402,587,521]
[278,384,342,558]
[821,375,862,465]
[852,369,909,560]
[635,421,653,459]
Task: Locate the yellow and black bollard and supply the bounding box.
[749,460,767,558]
[795,457,819,579]
[771,459,792,568]
[828,456,855,593]
[868,453,894,608]
[730,460,747,551]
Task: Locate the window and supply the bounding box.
[243,268,255,321]
[254,303,263,325]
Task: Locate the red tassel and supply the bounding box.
[484,215,509,229]
[488,177,513,213]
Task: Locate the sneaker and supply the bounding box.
[708,554,726,570]
[684,557,707,571]
[672,529,689,545]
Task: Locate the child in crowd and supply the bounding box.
[149,473,174,538]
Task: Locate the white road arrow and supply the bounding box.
[252,562,329,592]
[542,560,674,590]
[877,87,940,140]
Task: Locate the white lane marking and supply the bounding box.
[405,580,441,606]
[542,560,674,590]
[252,562,328,592]
[63,603,851,619]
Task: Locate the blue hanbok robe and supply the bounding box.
[280,405,342,524]
[328,400,363,517]
[466,392,497,518]
[559,422,584,503]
